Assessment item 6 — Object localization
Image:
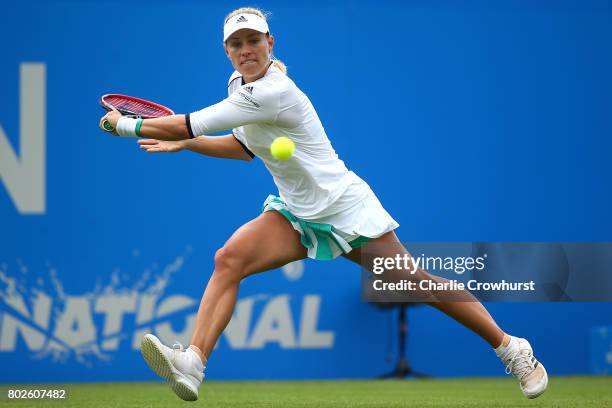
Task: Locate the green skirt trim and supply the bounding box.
[262,195,370,260]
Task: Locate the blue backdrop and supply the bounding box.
[1,0,611,382]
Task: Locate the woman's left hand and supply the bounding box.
[99,109,122,135]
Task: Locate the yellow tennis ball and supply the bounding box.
[270,136,295,160]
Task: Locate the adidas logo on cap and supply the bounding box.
[236,15,248,23]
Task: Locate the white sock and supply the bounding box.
[186,347,204,371]
[495,335,519,359]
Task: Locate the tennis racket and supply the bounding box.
[100,94,174,132]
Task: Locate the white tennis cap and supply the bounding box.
[223,13,270,42]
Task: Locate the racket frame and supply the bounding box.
[99,93,174,133]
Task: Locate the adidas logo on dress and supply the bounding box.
[243,86,253,95]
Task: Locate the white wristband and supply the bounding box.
[116,117,138,137]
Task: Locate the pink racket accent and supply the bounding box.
[100,94,174,118]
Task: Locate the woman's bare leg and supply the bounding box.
[343,231,505,347]
[189,211,307,362]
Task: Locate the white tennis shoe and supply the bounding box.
[500,337,548,399]
[140,334,204,401]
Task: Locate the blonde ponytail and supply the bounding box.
[272,59,287,74]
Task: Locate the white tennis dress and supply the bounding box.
[187,63,398,258]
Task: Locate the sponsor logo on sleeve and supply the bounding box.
[237,86,260,108]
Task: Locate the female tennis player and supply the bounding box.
[99,7,548,401]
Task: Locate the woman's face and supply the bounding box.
[224,29,274,82]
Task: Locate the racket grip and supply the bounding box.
[103,119,114,132]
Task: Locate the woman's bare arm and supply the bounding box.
[138,134,253,161]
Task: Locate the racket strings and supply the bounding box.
[105,97,170,118]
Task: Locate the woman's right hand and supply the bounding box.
[138,139,185,153]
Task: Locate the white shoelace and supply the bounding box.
[505,348,536,380]
[172,341,185,359]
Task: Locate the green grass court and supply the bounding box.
[1,377,610,407]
